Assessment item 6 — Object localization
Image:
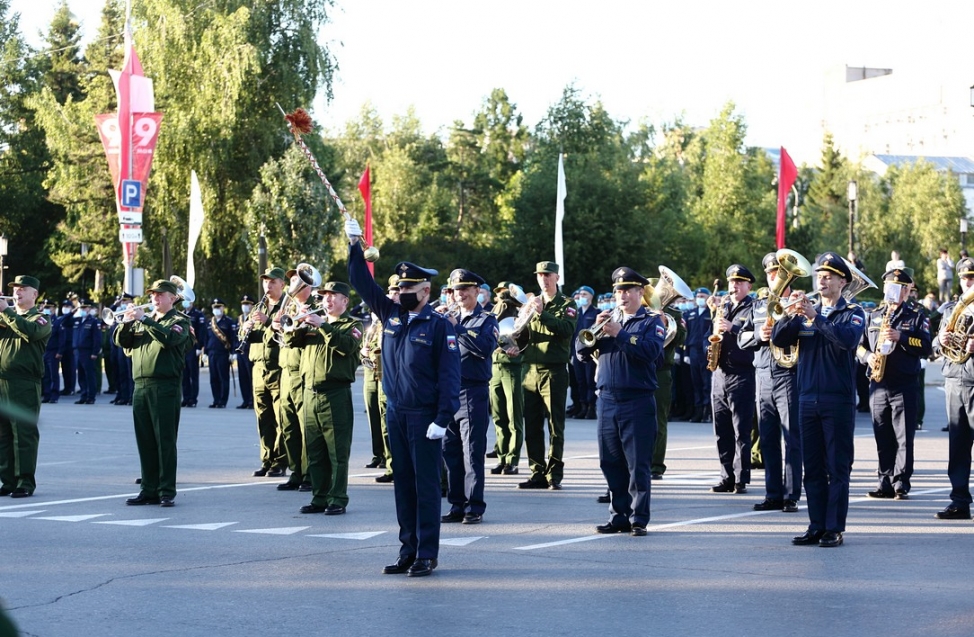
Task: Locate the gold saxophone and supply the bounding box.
[706,279,724,372]
[940,284,974,364]
[868,303,897,382]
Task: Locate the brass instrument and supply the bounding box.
[498,284,537,352]
[360,316,382,370]
[768,249,813,368]
[280,305,325,332]
[578,307,624,348]
[842,258,878,301]
[706,280,725,372]
[102,303,154,326]
[170,275,196,304]
[939,284,974,363]
[869,302,897,382]
[654,266,694,347]
[235,293,268,353]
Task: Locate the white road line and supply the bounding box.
[306,531,385,540]
[235,526,311,535]
[0,481,271,511]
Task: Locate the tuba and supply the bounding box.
[768,249,813,368]
[170,275,195,304]
[841,258,877,301]
[939,284,974,364]
[653,266,694,347]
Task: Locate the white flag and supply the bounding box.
[186,170,204,289]
[554,154,567,286]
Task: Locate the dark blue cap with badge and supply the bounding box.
[395,262,438,286]
[883,269,913,285]
[762,252,779,273]
[815,251,852,280]
[240,294,256,303]
[726,264,756,283]
[448,268,486,289]
[211,298,226,307]
[957,257,974,277]
[611,266,650,290]
[695,287,711,296]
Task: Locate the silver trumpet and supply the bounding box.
[280,306,326,332]
[102,303,154,326]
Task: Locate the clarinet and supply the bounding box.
[235,293,268,354]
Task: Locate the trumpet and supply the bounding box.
[778,291,821,312]
[578,307,623,348]
[280,306,326,332]
[102,303,154,326]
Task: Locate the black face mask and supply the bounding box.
[399,292,421,311]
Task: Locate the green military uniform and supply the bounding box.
[521,263,577,487]
[114,282,192,501]
[652,305,687,476]
[490,287,527,471]
[278,299,307,486]
[287,282,363,509]
[0,275,52,497]
[363,316,393,478]
[248,268,287,474]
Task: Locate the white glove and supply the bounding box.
[426,423,447,440]
[684,356,691,365]
[673,353,682,364]
[344,218,363,240]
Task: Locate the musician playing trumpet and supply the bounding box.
[772,252,866,548]
[707,264,756,495]
[856,268,931,501]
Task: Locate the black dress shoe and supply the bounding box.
[253,467,269,477]
[753,498,783,511]
[734,483,747,494]
[502,465,519,475]
[277,482,301,491]
[462,513,482,524]
[10,487,31,498]
[237,403,250,409]
[185,401,197,408]
[375,474,394,483]
[631,525,648,537]
[518,477,549,489]
[711,481,735,493]
[382,555,416,574]
[208,403,218,408]
[365,458,383,469]
[300,503,327,514]
[74,398,87,404]
[441,510,465,523]
[597,490,611,504]
[894,490,909,500]
[216,404,226,409]
[935,505,972,520]
[548,481,562,491]
[485,450,498,459]
[867,489,894,499]
[0,486,12,496]
[126,493,161,506]
[160,497,175,508]
[406,558,437,577]
[135,478,142,484]
[792,529,825,545]
[595,521,632,534]
[490,462,506,475]
[267,467,287,478]
[819,531,843,547]
[651,472,663,480]
[324,505,346,515]
[298,482,312,492]
[782,499,799,513]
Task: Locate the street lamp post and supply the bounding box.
[962,218,969,252]
[847,180,858,257]
[0,234,7,291]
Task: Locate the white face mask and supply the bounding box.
[241,304,252,315]
[43,308,51,315]
[88,309,98,317]
[696,297,707,308]
[181,300,191,310]
[74,308,84,318]
[477,293,485,304]
[62,307,72,315]
[576,297,588,308]
[213,308,224,318]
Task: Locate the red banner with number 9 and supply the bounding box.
[95,112,164,210]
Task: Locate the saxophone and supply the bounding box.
[868,303,896,382]
[940,284,974,364]
[706,279,724,372]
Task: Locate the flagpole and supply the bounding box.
[122,0,136,293]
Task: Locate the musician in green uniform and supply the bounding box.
[652,296,687,479]
[518,261,577,490]
[0,275,52,498]
[115,279,192,507]
[286,281,363,514]
[489,281,527,475]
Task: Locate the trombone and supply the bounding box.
[102,303,154,326]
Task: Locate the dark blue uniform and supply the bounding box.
[42,311,65,402]
[772,298,866,534]
[710,295,756,488]
[348,243,461,563]
[740,298,802,504]
[684,304,713,420]
[443,302,498,519]
[570,304,599,416]
[73,311,103,403]
[857,302,931,496]
[182,306,206,407]
[110,322,133,405]
[57,309,75,396]
[235,312,254,409]
[206,314,237,407]
[578,307,665,529]
[938,298,974,515]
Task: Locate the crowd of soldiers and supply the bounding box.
[4,237,974,574]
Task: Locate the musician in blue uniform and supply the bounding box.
[181,300,206,408]
[206,298,236,409]
[346,218,461,578]
[110,293,135,406]
[41,300,60,403]
[708,265,756,494]
[773,251,866,547]
[73,298,102,404]
[857,268,931,500]
[934,257,974,520]
[439,269,498,526]
[235,294,256,409]
[740,253,802,512]
[684,287,713,423]
[577,267,665,536]
[570,286,599,420]
[56,299,76,398]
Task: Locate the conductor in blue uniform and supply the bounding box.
[345,218,461,578]
[772,252,866,548]
[577,267,665,537]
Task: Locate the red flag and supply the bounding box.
[776,147,798,249]
[358,165,373,275]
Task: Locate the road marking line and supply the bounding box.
[0,481,270,511]
[94,518,170,526]
[306,531,385,540]
[164,522,238,531]
[0,510,46,518]
[235,526,311,535]
[34,514,111,522]
[441,536,487,546]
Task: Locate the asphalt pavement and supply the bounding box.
[2,365,972,637]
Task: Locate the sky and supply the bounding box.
[10,0,974,165]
